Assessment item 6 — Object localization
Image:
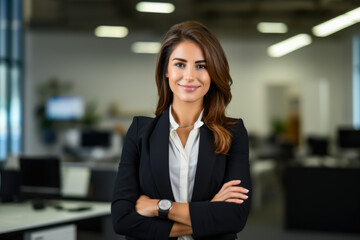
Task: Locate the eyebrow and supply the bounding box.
[172,58,206,64]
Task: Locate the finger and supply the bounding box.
[217,188,243,200]
[229,186,250,194]
[213,192,247,202]
[225,199,244,204]
[220,186,247,198]
[216,181,248,200]
[219,191,248,202]
[220,180,241,192]
[219,180,241,193]
[223,180,241,188]
[228,192,249,200]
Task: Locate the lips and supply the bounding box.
[178,84,200,92]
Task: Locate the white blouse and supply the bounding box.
[169,106,204,240]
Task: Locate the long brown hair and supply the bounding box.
[155,21,235,154]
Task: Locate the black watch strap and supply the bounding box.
[158,208,169,219]
[157,199,173,219]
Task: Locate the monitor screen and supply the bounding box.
[338,128,360,149]
[20,156,61,199]
[307,137,328,156]
[81,130,111,148]
[46,96,84,121]
[61,166,90,198]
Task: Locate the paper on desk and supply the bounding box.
[61,167,90,198]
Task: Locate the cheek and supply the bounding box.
[167,68,181,83]
[201,74,211,95]
[168,75,178,89]
[168,74,178,93]
[204,82,211,95]
[201,73,211,88]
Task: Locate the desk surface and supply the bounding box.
[0,200,111,234]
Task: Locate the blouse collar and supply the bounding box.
[169,105,204,131]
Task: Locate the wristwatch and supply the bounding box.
[157,199,173,219]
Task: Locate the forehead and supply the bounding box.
[169,41,205,60]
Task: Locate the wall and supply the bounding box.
[23,30,353,155]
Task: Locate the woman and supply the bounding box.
[112,21,251,240]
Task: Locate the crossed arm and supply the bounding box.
[111,117,251,239]
[135,180,249,237]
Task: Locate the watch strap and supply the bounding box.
[157,199,172,219]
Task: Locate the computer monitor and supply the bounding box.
[46,96,84,121]
[63,129,122,161]
[19,156,61,199]
[307,136,329,156]
[337,128,360,149]
[81,130,111,148]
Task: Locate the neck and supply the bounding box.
[171,100,203,127]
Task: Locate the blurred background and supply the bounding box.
[0,0,360,239]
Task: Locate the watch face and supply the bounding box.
[159,199,172,210]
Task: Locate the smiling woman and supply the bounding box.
[111,21,251,240]
[155,21,234,154]
[167,41,211,106]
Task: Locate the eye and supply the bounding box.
[175,62,185,68]
[197,64,207,69]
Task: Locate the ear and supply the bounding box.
[165,72,168,78]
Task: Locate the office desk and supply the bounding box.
[0,200,110,235]
[285,166,360,233]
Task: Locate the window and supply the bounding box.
[0,0,23,161]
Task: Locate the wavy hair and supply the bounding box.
[155,21,235,154]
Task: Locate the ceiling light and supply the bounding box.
[312,7,360,37]
[131,42,161,54]
[267,34,312,57]
[257,22,288,33]
[94,26,128,38]
[136,2,175,13]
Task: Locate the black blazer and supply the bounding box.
[111,108,251,240]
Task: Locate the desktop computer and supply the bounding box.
[338,128,360,149]
[19,156,61,200]
[0,169,20,202]
[337,127,360,162]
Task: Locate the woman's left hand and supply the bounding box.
[135,195,158,217]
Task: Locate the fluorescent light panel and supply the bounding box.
[268,34,312,57]
[257,22,288,33]
[136,2,175,13]
[131,42,161,54]
[95,26,128,38]
[312,7,360,37]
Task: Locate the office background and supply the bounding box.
[24,31,354,155]
[19,1,357,156]
[1,0,360,239]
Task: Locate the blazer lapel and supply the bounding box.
[191,125,218,201]
[149,108,175,201]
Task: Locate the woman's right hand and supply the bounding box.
[211,180,249,204]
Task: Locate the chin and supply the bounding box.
[178,96,203,104]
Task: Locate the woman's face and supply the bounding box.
[167,41,211,105]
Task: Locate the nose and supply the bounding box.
[184,66,194,81]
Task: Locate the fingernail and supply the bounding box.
[245,189,249,193]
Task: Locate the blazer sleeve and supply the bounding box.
[189,119,251,238]
[111,117,174,240]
